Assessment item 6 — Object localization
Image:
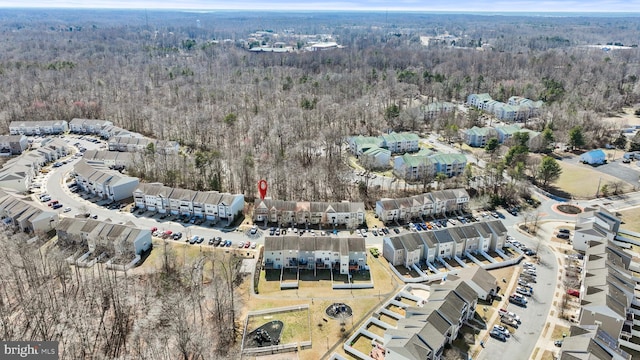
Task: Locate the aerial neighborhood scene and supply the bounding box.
[2,2,640,360]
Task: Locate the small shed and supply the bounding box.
[580,149,606,165]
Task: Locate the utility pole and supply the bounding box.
[595,177,602,198]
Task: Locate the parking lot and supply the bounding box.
[478,235,559,360]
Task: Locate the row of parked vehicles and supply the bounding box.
[507,237,537,257]
[152,228,257,249]
[491,262,538,342]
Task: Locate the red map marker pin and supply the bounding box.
[258,180,268,199]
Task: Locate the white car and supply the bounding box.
[238,241,245,248]
[493,325,510,337]
[63,207,72,213]
[250,242,257,249]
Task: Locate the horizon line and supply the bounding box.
[0,6,638,14]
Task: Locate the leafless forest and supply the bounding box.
[0,10,639,358]
[0,232,243,359]
[0,10,638,202]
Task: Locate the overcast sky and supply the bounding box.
[0,1,638,13]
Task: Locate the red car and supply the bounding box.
[244,241,251,248]
[151,227,158,233]
[567,289,580,297]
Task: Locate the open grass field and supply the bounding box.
[619,207,640,233]
[555,161,633,199]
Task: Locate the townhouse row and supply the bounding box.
[0,135,29,155]
[56,217,151,259]
[0,188,59,234]
[253,199,365,229]
[578,240,640,353]
[571,206,640,354]
[9,120,69,135]
[263,236,366,275]
[462,124,543,150]
[382,220,508,268]
[133,182,244,223]
[375,188,469,223]
[384,280,478,360]
[558,324,631,360]
[467,93,543,122]
[10,118,179,155]
[0,138,72,192]
[73,160,140,202]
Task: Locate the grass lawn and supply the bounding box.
[551,324,570,340]
[350,333,374,357]
[399,297,417,307]
[554,161,633,199]
[619,207,640,233]
[387,304,406,317]
[366,323,386,337]
[366,211,385,230]
[246,307,311,344]
[541,350,555,360]
[379,313,398,327]
[488,266,520,297]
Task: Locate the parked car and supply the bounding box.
[489,329,507,342]
[558,228,571,234]
[554,340,563,347]
[189,236,199,244]
[498,309,521,323]
[501,316,519,329]
[52,203,63,210]
[172,232,183,240]
[493,325,510,338]
[509,294,528,307]
[63,207,72,213]
[250,226,258,235]
[251,242,257,249]
[213,237,222,246]
[516,286,533,297]
[238,241,244,248]
[48,200,59,207]
[567,289,580,297]
[524,249,536,256]
[393,228,400,234]
[557,233,570,239]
